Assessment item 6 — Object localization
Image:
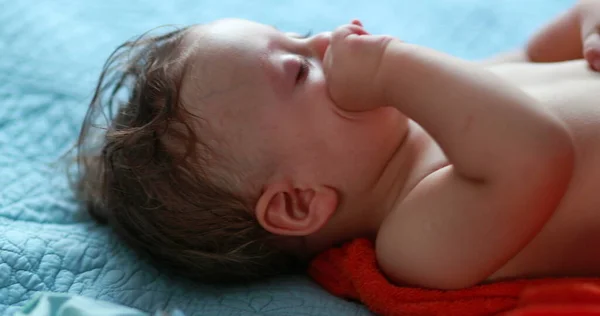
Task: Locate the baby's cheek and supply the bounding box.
[307,71,333,105]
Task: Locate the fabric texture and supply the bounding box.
[309,239,600,316]
[16,293,149,316]
[0,0,574,315]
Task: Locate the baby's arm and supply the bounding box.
[477,0,600,68]
[373,43,574,289]
[324,26,574,289]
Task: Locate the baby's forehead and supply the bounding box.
[179,20,274,123]
[182,20,277,84]
[183,19,283,64]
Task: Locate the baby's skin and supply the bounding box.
[180,0,600,290]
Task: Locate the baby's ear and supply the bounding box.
[255,183,338,236]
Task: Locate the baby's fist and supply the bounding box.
[323,23,393,112]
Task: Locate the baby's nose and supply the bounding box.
[308,32,332,61]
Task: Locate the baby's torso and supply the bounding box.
[484,60,600,281]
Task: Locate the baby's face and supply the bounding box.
[182,19,407,200]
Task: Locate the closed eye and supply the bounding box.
[287,31,313,39]
[296,57,310,83]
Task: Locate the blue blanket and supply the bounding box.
[0,0,575,315]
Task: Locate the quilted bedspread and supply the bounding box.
[0,0,575,315]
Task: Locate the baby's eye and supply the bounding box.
[296,57,310,83]
[287,31,312,39]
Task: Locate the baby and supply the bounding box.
[77,0,600,289]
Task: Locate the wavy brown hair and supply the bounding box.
[75,26,302,282]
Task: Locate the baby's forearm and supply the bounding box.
[379,41,572,181]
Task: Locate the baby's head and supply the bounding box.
[77,19,407,282]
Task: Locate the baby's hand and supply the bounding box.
[580,0,600,70]
[323,21,394,112]
[527,0,600,71]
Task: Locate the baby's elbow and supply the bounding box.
[381,262,484,291]
[400,269,483,291]
[376,241,487,291]
[425,277,481,291]
[522,119,575,205]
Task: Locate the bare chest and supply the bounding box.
[487,60,600,280]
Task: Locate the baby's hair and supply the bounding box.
[76,26,302,282]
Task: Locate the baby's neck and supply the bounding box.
[306,121,448,253]
[363,121,448,234]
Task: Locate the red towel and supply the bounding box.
[309,238,600,315]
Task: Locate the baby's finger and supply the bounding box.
[331,24,368,43]
[578,0,600,71]
[583,29,600,71]
[351,19,363,27]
